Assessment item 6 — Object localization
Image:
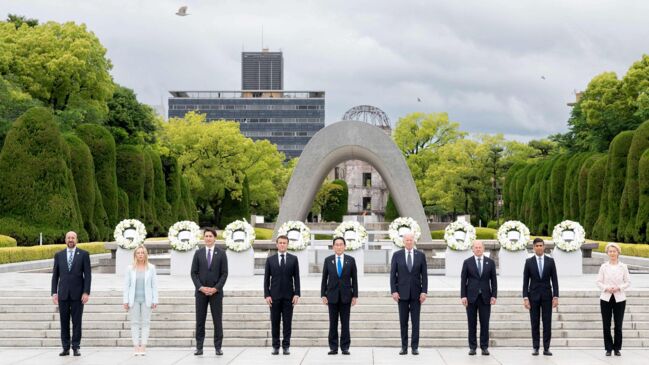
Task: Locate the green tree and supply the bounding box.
[6,14,38,29]
[218,176,250,228]
[322,179,348,222]
[548,155,570,228]
[619,120,649,241]
[603,131,634,240]
[578,154,601,224]
[384,194,399,221]
[116,145,145,220]
[105,85,158,144]
[634,149,649,242]
[584,156,608,236]
[0,76,41,149]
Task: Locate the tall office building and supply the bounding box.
[242,49,283,90]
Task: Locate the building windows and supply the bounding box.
[363,173,372,188]
[363,197,372,210]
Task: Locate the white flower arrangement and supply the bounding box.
[277,221,311,251]
[114,219,147,250]
[168,220,201,252]
[223,219,256,252]
[334,221,368,251]
[552,220,585,252]
[388,217,422,248]
[497,220,530,251]
[444,220,476,251]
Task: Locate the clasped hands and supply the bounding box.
[523,297,559,309]
[199,286,218,296]
[391,292,427,304]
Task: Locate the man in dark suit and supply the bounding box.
[191,227,228,356]
[51,231,91,357]
[390,233,428,355]
[523,238,559,356]
[264,235,301,355]
[321,237,358,355]
[460,240,497,356]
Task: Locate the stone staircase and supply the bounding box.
[1,289,649,348]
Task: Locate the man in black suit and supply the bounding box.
[264,235,301,355]
[523,238,559,356]
[390,233,428,355]
[51,231,91,357]
[191,227,228,356]
[321,237,358,355]
[460,240,497,356]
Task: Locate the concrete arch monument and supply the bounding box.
[274,120,432,242]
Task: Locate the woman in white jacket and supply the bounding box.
[123,244,158,355]
[596,242,630,357]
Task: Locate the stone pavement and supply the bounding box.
[2,347,648,365]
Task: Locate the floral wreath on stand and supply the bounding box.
[334,221,368,251]
[223,219,256,252]
[444,220,476,251]
[168,221,201,251]
[277,221,311,251]
[388,217,422,248]
[114,219,147,250]
[497,220,530,251]
[552,220,585,252]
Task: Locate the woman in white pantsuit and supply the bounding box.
[123,244,158,355]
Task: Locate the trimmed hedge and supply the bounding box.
[503,163,525,219]
[116,145,145,219]
[620,120,649,242]
[142,149,160,234]
[161,155,182,223]
[0,242,108,264]
[548,155,570,230]
[0,234,17,248]
[538,157,558,235]
[604,131,634,240]
[634,149,649,242]
[148,149,172,231]
[322,179,348,222]
[384,194,398,221]
[594,242,649,259]
[0,107,86,245]
[578,154,601,224]
[117,188,130,222]
[218,176,250,228]
[431,227,497,240]
[584,156,608,236]
[180,176,197,221]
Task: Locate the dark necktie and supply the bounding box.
[477,257,482,277]
[207,249,212,268]
[280,254,285,268]
[407,251,413,272]
[67,250,73,271]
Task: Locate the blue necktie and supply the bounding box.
[67,250,73,271]
[337,256,342,278]
[538,257,543,277]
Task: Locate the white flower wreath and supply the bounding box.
[552,220,585,252]
[168,220,201,252]
[114,219,147,250]
[388,217,422,248]
[277,221,311,251]
[497,220,530,251]
[334,221,368,251]
[444,220,476,251]
[223,220,256,252]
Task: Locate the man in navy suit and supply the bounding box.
[460,240,497,355]
[523,238,559,356]
[191,227,228,356]
[264,235,301,355]
[390,233,428,355]
[321,237,358,355]
[51,231,91,357]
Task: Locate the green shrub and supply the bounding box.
[148,149,172,231]
[603,131,634,240]
[142,149,160,235]
[0,242,108,264]
[76,124,119,226]
[218,176,249,228]
[254,228,273,240]
[548,155,570,229]
[620,120,649,242]
[430,227,497,240]
[594,241,649,258]
[117,188,129,223]
[578,154,601,224]
[584,156,608,236]
[0,234,17,248]
[161,155,182,223]
[503,163,525,219]
[0,107,85,245]
[539,157,558,235]
[322,179,348,222]
[634,149,649,242]
[384,194,398,221]
[116,145,145,219]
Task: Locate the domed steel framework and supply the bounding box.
[341,105,391,130]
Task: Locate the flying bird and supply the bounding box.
[417,97,422,102]
[541,75,546,80]
[176,6,189,16]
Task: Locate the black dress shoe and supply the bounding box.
[73,349,81,357]
[532,349,539,356]
[543,350,553,356]
[469,349,477,356]
[411,349,419,355]
[342,350,350,355]
[482,349,490,356]
[614,350,621,356]
[271,348,279,355]
[59,350,69,356]
[283,348,290,355]
[399,348,407,355]
[215,349,223,356]
[328,350,338,355]
[606,351,612,356]
[194,349,203,356]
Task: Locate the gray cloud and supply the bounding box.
[5,0,649,140]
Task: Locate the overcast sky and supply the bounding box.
[5,0,649,141]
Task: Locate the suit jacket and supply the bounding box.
[191,246,228,297]
[51,248,92,300]
[460,256,497,304]
[390,249,428,301]
[123,263,159,307]
[264,252,301,300]
[523,255,559,302]
[320,254,358,304]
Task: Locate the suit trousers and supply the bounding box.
[529,297,552,350]
[270,298,294,349]
[328,302,351,351]
[466,294,491,350]
[58,299,84,350]
[600,296,626,351]
[398,299,421,349]
[195,293,223,350]
[129,301,152,346]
